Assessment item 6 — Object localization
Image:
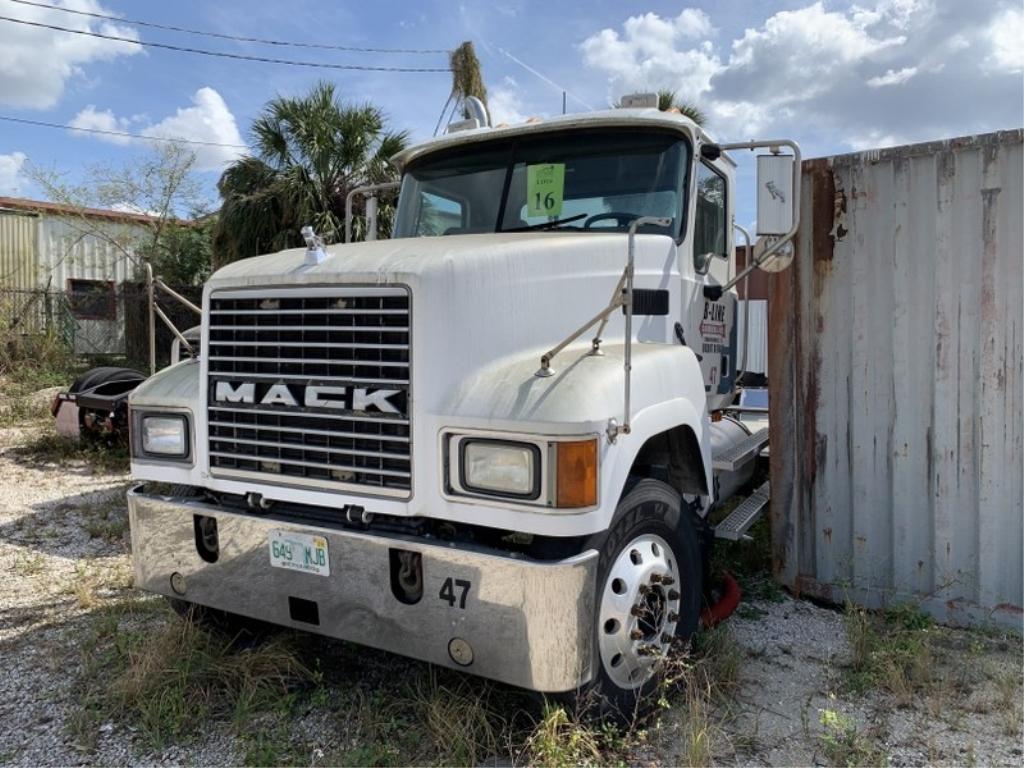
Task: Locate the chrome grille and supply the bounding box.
[205,287,411,497]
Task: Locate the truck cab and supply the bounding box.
[126,101,798,719]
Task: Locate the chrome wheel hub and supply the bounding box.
[597,533,682,690]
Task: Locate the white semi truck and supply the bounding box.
[126,95,799,718]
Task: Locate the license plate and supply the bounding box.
[268,530,330,576]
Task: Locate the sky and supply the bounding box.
[0,0,1021,225]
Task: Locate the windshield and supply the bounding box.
[393,130,690,239]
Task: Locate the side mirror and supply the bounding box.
[756,153,795,236]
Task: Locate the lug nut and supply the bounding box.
[649,573,663,583]
[668,589,680,601]
[630,629,644,640]
[630,604,643,617]
[667,611,680,622]
[638,584,651,595]
[661,576,675,586]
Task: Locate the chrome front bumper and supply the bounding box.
[127,486,598,692]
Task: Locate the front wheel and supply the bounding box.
[581,478,703,722]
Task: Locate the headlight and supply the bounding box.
[139,414,189,457]
[446,433,598,508]
[460,439,540,499]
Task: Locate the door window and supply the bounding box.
[694,163,727,272]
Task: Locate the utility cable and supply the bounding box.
[4,0,450,54]
[0,114,249,149]
[0,15,452,72]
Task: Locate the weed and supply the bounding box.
[995,675,1023,737]
[12,550,45,576]
[405,669,510,765]
[843,602,936,704]
[818,705,886,767]
[9,428,129,473]
[69,564,100,609]
[654,626,744,766]
[525,704,603,767]
[83,498,129,542]
[242,723,309,767]
[71,600,315,748]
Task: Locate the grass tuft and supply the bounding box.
[844,602,937,704]
[524,704,604,767]
[73,600,316,748]
[818,703,887,767]
[9,428,130,473]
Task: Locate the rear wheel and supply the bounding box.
[579,478,703,722]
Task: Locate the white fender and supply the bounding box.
[440,340,711,533]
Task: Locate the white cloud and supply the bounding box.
[141,88,246,170]
[488,77,529,125]
[987,7,1024,73]
[0,152,27,195]
[580,1,1024,148]
[68,105,133,144]
[69,88,246,171]
[867,66,919,87]
[0,1,142,109]
[580,8,722,103]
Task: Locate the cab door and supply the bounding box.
[686,159,737,411]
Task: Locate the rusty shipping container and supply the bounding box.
[769,130,1023,631]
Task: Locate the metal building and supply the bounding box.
[769,130,1023,630]
[0,197,154,354]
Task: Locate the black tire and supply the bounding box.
[575,478,703,723]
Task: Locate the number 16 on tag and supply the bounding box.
[527,163,565,217]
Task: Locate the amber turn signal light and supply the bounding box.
[556,439,598,508]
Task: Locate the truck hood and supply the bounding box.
[205,232,683,416]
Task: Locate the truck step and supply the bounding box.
[712,427,769,471]
[714,482,770,541]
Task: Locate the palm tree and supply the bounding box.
[656,89,706,126]
[214,81,408,265]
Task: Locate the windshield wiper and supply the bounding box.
[503,213,588,232]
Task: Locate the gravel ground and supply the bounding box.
[0,419,1021,767]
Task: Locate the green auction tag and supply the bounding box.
[526,163,565,217]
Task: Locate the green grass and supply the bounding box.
[818,705,887,767]
[9,428,130,473]
[71,599,318,749]
[66,595,750,765]
[83,496,130,542]
[843,603,937,704]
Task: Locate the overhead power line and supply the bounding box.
[0,114,249,149]
[5,0,450,55]
[0,15,452,72]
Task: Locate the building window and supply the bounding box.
[67,279,116,320]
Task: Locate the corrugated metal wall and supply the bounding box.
[37,215,136,286]
[769,130,1023,631]
[38,215,141,354]
[0,209,39,290]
